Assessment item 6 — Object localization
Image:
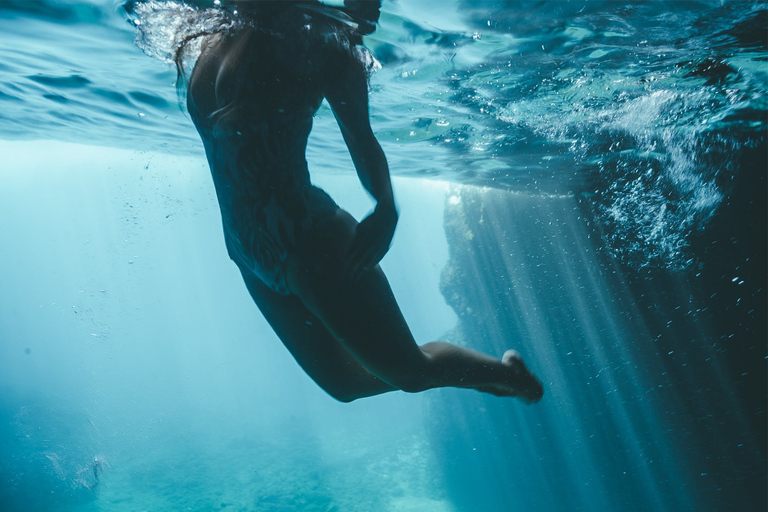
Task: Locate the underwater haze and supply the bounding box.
[0,1,766,511]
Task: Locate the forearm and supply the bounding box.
[351,137,395,208]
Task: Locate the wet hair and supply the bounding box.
[125,0,380,131]
[124,0,380,104]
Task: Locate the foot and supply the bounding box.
[503,350,544,403]
[477,350,544,403]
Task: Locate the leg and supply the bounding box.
[286,208,544,402]
[239,267,396,402]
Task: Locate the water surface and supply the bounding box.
[0,2,765,511]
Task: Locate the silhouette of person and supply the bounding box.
[159,0,543,402]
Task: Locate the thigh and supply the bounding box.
[285,209,429,385]
[238,268,388,399]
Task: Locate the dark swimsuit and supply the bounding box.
[191,118,339,296]
[185,2,379,295]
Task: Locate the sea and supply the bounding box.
[0,1,765,511]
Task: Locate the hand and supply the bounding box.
[346,201,398,281]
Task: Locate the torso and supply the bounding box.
[188,26,325,197]
[187,15,346,293]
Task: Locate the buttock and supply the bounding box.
[225,185,340,295]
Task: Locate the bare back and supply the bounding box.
[185,10,363,294]
[188,24,330,192]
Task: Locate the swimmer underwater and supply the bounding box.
[125,0,544,403]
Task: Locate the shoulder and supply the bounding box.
[188,32,238,121]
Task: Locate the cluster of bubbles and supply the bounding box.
[593,90,732,269]
[426,8,764,269]
[126,0,239,67]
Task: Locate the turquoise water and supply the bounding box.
[0,1,765,511]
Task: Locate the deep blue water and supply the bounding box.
[0,1,765,511]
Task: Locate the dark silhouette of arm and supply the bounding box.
[326,53,397,275]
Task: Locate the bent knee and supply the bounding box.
[388,373,430,394]
[326,389,358,403]
[318,382,363,403]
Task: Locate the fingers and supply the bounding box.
[343,210,395,283]
[344,233,368,282]
[346,243,378,282]
[345,235,388,283]
[345,231,366,263]
[345,234,367,277]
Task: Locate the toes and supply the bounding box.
[501,349,544,403]
[501,349,521,366]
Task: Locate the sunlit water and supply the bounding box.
[0,1,765,512]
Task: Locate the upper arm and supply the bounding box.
[324,53,379,154]
[324,47,392,204]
